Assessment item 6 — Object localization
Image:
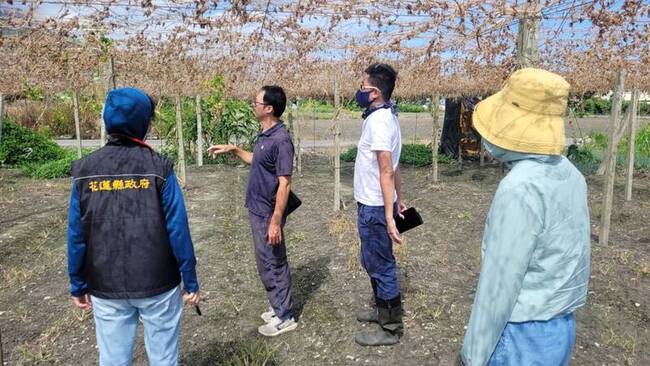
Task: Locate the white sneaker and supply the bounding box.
[258,316,298,337]
[261,307,277,323]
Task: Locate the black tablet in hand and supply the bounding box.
[394,207,423,233]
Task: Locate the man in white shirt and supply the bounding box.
[352,63,406,346]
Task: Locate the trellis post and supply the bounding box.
[196,95,203,167]
[73,90,82,158]
[0,93,4,143]
[101,56,117,147]
[516,0,540,68]
[333,79,342,211]
[175,95,187,188]
[294,103,302,175]
[312,107,316,151]
[625,89,639,201]
[0,325,4,366]
[430,94,441,183]
[600,70,625,245]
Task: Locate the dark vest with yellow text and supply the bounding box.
[71,138,180,299]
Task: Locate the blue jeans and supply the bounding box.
[488,313,576,366]
[91,286,183,366]
[357,203,400,300]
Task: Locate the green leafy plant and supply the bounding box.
[342,99,362,112]
[567,144,601,175]
[204,74,226,125]
[568,125,650,174]
[20,148,95,179]
[396,101,427,113]
[586,131,608,150]
[400,143,436,166]
[588,125,650,157]
[0,120,66,166]
[639,101,649,116]
[157,96,200,164]
[636,124,650,155]
[23,83,45,101]
[99,35,113,61]
[574,97,612,115]
[158,93,259,165]
[20,152,76,179]
[159,74,260,165]
[341,144,451,166]
[210,100,259,149]
[184,338,279,366]
[340,146,357,162]
[300,99,335,113]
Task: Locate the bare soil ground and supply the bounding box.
[1,155,649,365]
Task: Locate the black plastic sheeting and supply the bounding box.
[439,97,482,159]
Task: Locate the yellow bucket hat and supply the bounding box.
[473,68,570,155]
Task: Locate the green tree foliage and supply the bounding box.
[159,74,259,165]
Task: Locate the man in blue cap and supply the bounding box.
[66,87,200,365]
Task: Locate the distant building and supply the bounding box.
[601,91,650,102]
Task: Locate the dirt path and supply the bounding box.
[1,156,649,365]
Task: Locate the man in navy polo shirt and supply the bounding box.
[208,85,297,337]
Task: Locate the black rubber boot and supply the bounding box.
[356,307,378,323]
[355,294,403,346]
[354,326,399,346]
[371,279,378,298]
[356,279,379,323]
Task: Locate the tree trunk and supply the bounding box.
[516,0,540,68]
[312,108,316,151]
[287,105,294,135]
[596,103,633,175]
[430,94,441,182]
[600,70,626,245]
[108,55,117,89]
[73,90,82,158]
[101,56,117,147]
[625,90,639,201]
[196,95,203,167]
[0,325,4,366]
[414,112,418,143]
[288,105,294,165]
[175,95,187,188]
[294,103,302,175]
[333,80,341,211]
[288,103,299,173]
[0,93,4,143]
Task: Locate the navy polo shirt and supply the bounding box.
[245,122,294,217]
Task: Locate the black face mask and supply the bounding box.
[355,89,374,108]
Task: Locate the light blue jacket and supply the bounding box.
[461,141,591,366]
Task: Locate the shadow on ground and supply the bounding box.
[182,329,279,366]
[293,256,331,320]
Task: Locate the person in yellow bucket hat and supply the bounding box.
[459,68,591,366]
